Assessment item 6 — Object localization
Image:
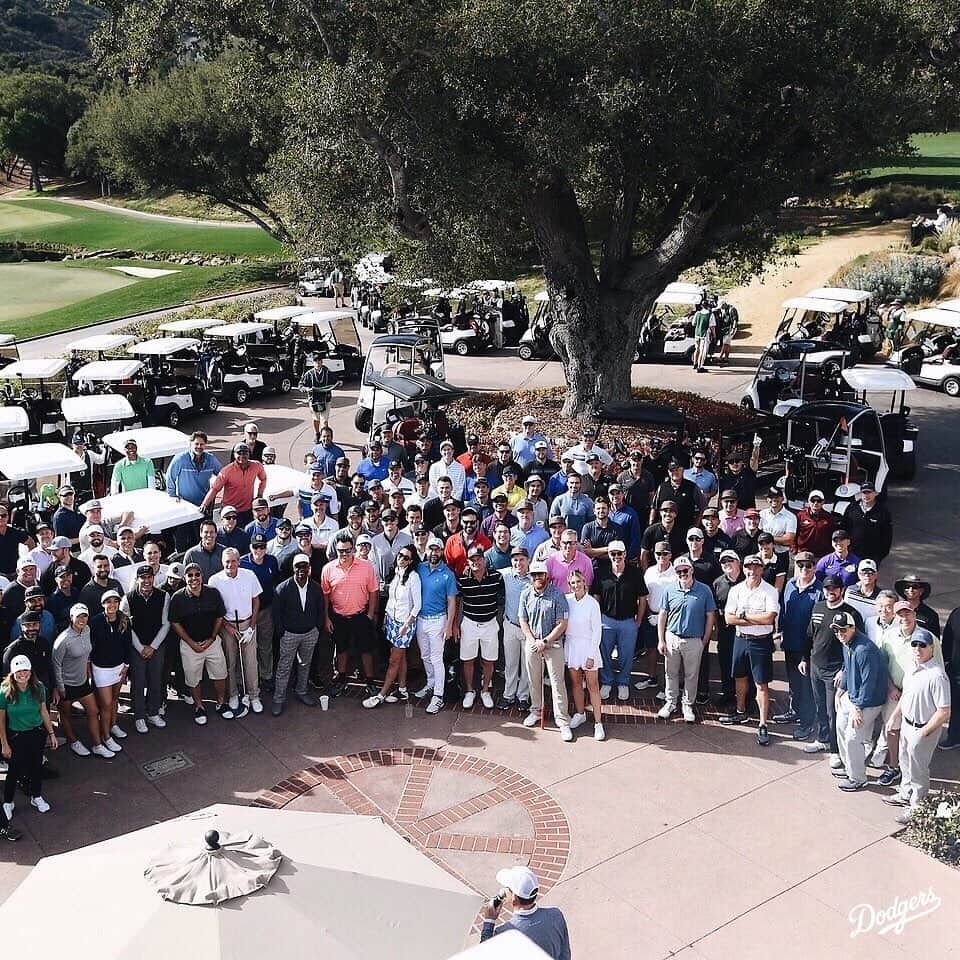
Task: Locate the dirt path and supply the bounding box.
[727,221,908,346]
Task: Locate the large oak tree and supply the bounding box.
[92,0,946,415]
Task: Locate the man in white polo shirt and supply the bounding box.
[210,547,263,714]
[428,440,466,500]
[759,487,796,555]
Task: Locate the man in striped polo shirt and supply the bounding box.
[454,544,504,710]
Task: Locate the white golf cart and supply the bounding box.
[0,405,30,450]
[201,321,295,405]
[890,304,960,397]
[128,338,218,425]
[0,441,86,532]
[0,358,70,440]
[287,309,364,380]
[772,293,875,363]
[102,425,190,492]
[518,291,558,361]
[62,392,141,443]
[296,258,339,298]
[68,359,150,426]
[355,334,446,432]
[65,333,135,359]
[0,334,20,371]
[158,316,225,337]
[806,287,881,355]
[252,304,316,326]
[634,284,704,363]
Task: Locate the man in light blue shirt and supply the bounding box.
[549,473,595,537]
[684,450,719,498]
[499,546,532,708]
[509,415,554,468]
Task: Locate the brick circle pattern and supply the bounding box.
[254,747,571,897]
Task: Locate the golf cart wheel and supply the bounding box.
[234,386,250,406]
[633,348,641,363]
[166,407,180,428]
[943,376,960,398]
[821,359,842,382]
[740,396,755,413]
[454,339,470,356]
[207,395,219,413]
[279,376,293,394]
[518,344,534,361]
[355,407,372,433]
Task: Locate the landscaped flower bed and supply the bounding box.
[446,386,753,452]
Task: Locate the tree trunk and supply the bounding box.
[29,161,42,192]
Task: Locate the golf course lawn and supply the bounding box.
[0,258,281,339]
[858,131,960,189]
[0,198,283,257]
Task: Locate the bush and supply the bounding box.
[936,222,960,254]
[854,184,953,221]
[900,792,960,866]
[834,253,946,304]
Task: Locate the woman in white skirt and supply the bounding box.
[88,591,132,753]
[363,547,422,708]
[564,570,605,740]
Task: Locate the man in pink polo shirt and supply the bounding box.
[545,529,593,593]
[201,443,267,526]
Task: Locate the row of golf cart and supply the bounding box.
[888,299,960,398]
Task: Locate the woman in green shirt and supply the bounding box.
[1,654,58,829]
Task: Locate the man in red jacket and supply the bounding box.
[795,489,836,559]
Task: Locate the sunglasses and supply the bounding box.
[910,640,928,648]
[676,568,693,575]
[186,572,202,579]
[687,535,703,541]
[654,551,671,557]
[252,544,267,550]
[796,561,814,568]
[336,547,354,554]
[608,551,625,557]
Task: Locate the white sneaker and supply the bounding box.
[480,690,494,710]
[414,684,433,699]
[634,677,657,691]
[829,753,844,769]
[70,741,91,757]
[559,724,574,743]
[229,696,240,711]
[0,760,7,773]
[657,703,676,719]
[1,802,13,821]
[523,712,541,728]
[426,695,444,715]
[569,712,587,730]
[104,737,123,753]
[594,723,606,741]
[617,685,630,702]
[110,724,127,739]
[147,715,166,728]
[803,740,829,753]
[135,719,148,734]
[30,796,50,814]
[250,698,263,714]
[462,691,476,709]
[92,743,115,759]
[656,691,667,702]
[599,684,612,699]
[682,704,696,723]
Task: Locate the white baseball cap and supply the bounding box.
[495,865,539,899]
[10,654,32,674]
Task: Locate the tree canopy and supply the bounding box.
[90,0,954,413]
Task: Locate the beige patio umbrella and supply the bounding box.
[0,804,482,959]
[447,930,554,958]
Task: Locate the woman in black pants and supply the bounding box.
[1,654,58,835]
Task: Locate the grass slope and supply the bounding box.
[857,132,960,190]
[0,198,283,257]
[0,258,281,338]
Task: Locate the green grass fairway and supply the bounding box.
[0,198,283,257]
[858,132,960,190]
[0,258,281,339]
[0,261,138,323]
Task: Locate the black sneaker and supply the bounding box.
[695,693,709,706]
[194,706,208,725]
[757,725,770,747]
[385,687,408,704]
[878,767,902,787]
[938,738,960,751]
[720,711,748,725]
[792,727,815,741]
[216,703,235,720]
[496,696,516,710]
[772,710,798,724]
[330,675,348,697]
[518,699,531,713]
[0,826,22,842]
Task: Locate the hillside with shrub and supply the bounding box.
[0,0,101,71]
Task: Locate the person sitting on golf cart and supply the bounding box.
[940,328,960,363]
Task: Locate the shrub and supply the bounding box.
[937,222,960,254]
[833,253,946,304]
[900,792,960,866]
[854,184,953,221]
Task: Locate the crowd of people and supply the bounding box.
[0,413,956,844]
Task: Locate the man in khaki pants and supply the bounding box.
[519,561,573,742]
[209,548,263,715]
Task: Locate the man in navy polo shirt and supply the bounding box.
[657,555,717,723]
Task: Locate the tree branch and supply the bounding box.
[598,167,639,285]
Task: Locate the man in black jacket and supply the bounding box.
[843,483,892,565]
[271,556,325,715]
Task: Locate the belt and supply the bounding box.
[737,633,774,641]
[902,716,928,728]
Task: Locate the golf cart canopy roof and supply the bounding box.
[465,279,511,291]
[655,291,701,307]
[91,488,204,535]
[371,334,434,349]
[253,305,316,323]
[367,372,468,404]
[663,282,706,295]
[103,426,190,459]
[61,394,137,424]
[534,291,550,302]
[0,335,15,347]
[595,401,686,428]
[936,298,960,314]
[128,338,201,356]
[785,400,871,425]
[841,368,916,393]
[65,334,135,353]
[71,359,144,382]
[293,309,356,327]
[0,442,85,481]
[0,358,69,380]
[203,322,273,339]
[158,317,224,334]
[0,406,30,435]
[782,297,848,315]
[905,307,960,329]
[806,287,872,304]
